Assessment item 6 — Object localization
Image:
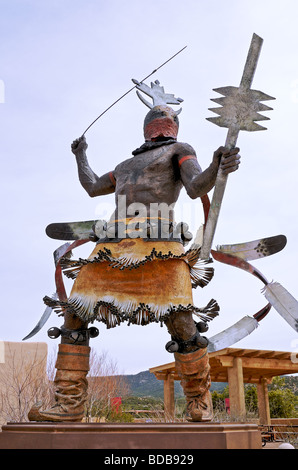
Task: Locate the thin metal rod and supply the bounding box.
[81,46,187,136]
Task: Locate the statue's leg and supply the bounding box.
[165,311,213,422]
[28,313,92,422]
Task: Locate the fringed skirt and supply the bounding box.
[44,238,218,329]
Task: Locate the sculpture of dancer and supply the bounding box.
[28,80,240,422]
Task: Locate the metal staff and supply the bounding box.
[201,33,275,260]
[200,43,298,336]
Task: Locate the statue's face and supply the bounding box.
[144,105,179,141]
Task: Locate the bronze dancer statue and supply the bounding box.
[29,80,240,422]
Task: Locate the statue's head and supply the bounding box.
[132,79,183,142]
[143,105,179,141]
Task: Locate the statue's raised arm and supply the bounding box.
[71,135,116,197]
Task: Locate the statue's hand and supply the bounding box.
[71,135,88,155]
[213,146,241,175]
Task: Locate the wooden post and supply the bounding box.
[227,357,246,421]
[257,378,271,425]
[163,373,175,421]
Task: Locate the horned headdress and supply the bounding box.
[132,79,183,141]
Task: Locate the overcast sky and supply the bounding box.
[1,0,298,374]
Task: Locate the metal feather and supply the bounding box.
[216,235,287,261]
[262,282,298,332]
[207,316,259,353]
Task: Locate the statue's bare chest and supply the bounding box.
[114,145,178,187]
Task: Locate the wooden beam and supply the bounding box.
[227,357,246,421]
[211,374,228,383]
[242,357,298,372]
[243,376,273,385]
[154,372,168,381]
[149,362,175,374]
[163,374,175,421]
[217,355,298,373]
[257,378,271,425]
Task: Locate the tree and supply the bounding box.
[268,377,298,418]
[212,391,225,412]
[244,384,258,414]
[85,349,131,422]
[0,343,54,423]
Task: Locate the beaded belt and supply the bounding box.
[93,217,193,246]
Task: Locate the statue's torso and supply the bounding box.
[114,142,191,210]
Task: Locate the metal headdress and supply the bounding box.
[132,79,183,114]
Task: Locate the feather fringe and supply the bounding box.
[43,294,219,329]
[60,246,213,289]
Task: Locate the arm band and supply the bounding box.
[178,155,197,167]
[109,171,116,187]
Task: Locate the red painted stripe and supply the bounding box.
[178,155,197,167]
[109,171,116,187]
[55,239,90,301]
[200,194,210,226]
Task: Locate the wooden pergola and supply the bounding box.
[149,348,298,424]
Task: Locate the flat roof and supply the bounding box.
[149,348,298,384]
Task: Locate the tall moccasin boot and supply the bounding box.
[28,343,90,422]
[174,347,213,422]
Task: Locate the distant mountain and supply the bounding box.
[110,369,298,400]
[123,370,226,398]
[123,370,183,398]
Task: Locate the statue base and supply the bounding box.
[0,422,261,449]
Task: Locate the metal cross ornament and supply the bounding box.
[200,33,275,260]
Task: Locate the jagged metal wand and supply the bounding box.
[201,33,298,334]
[200,33,275,260]
[81,46,187,136]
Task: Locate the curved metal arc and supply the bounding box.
[198,194,272,351]
[211,249,269,286]
[22,239,91,341]
[55,239,90,301]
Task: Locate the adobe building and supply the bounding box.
[0,341,48,425]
